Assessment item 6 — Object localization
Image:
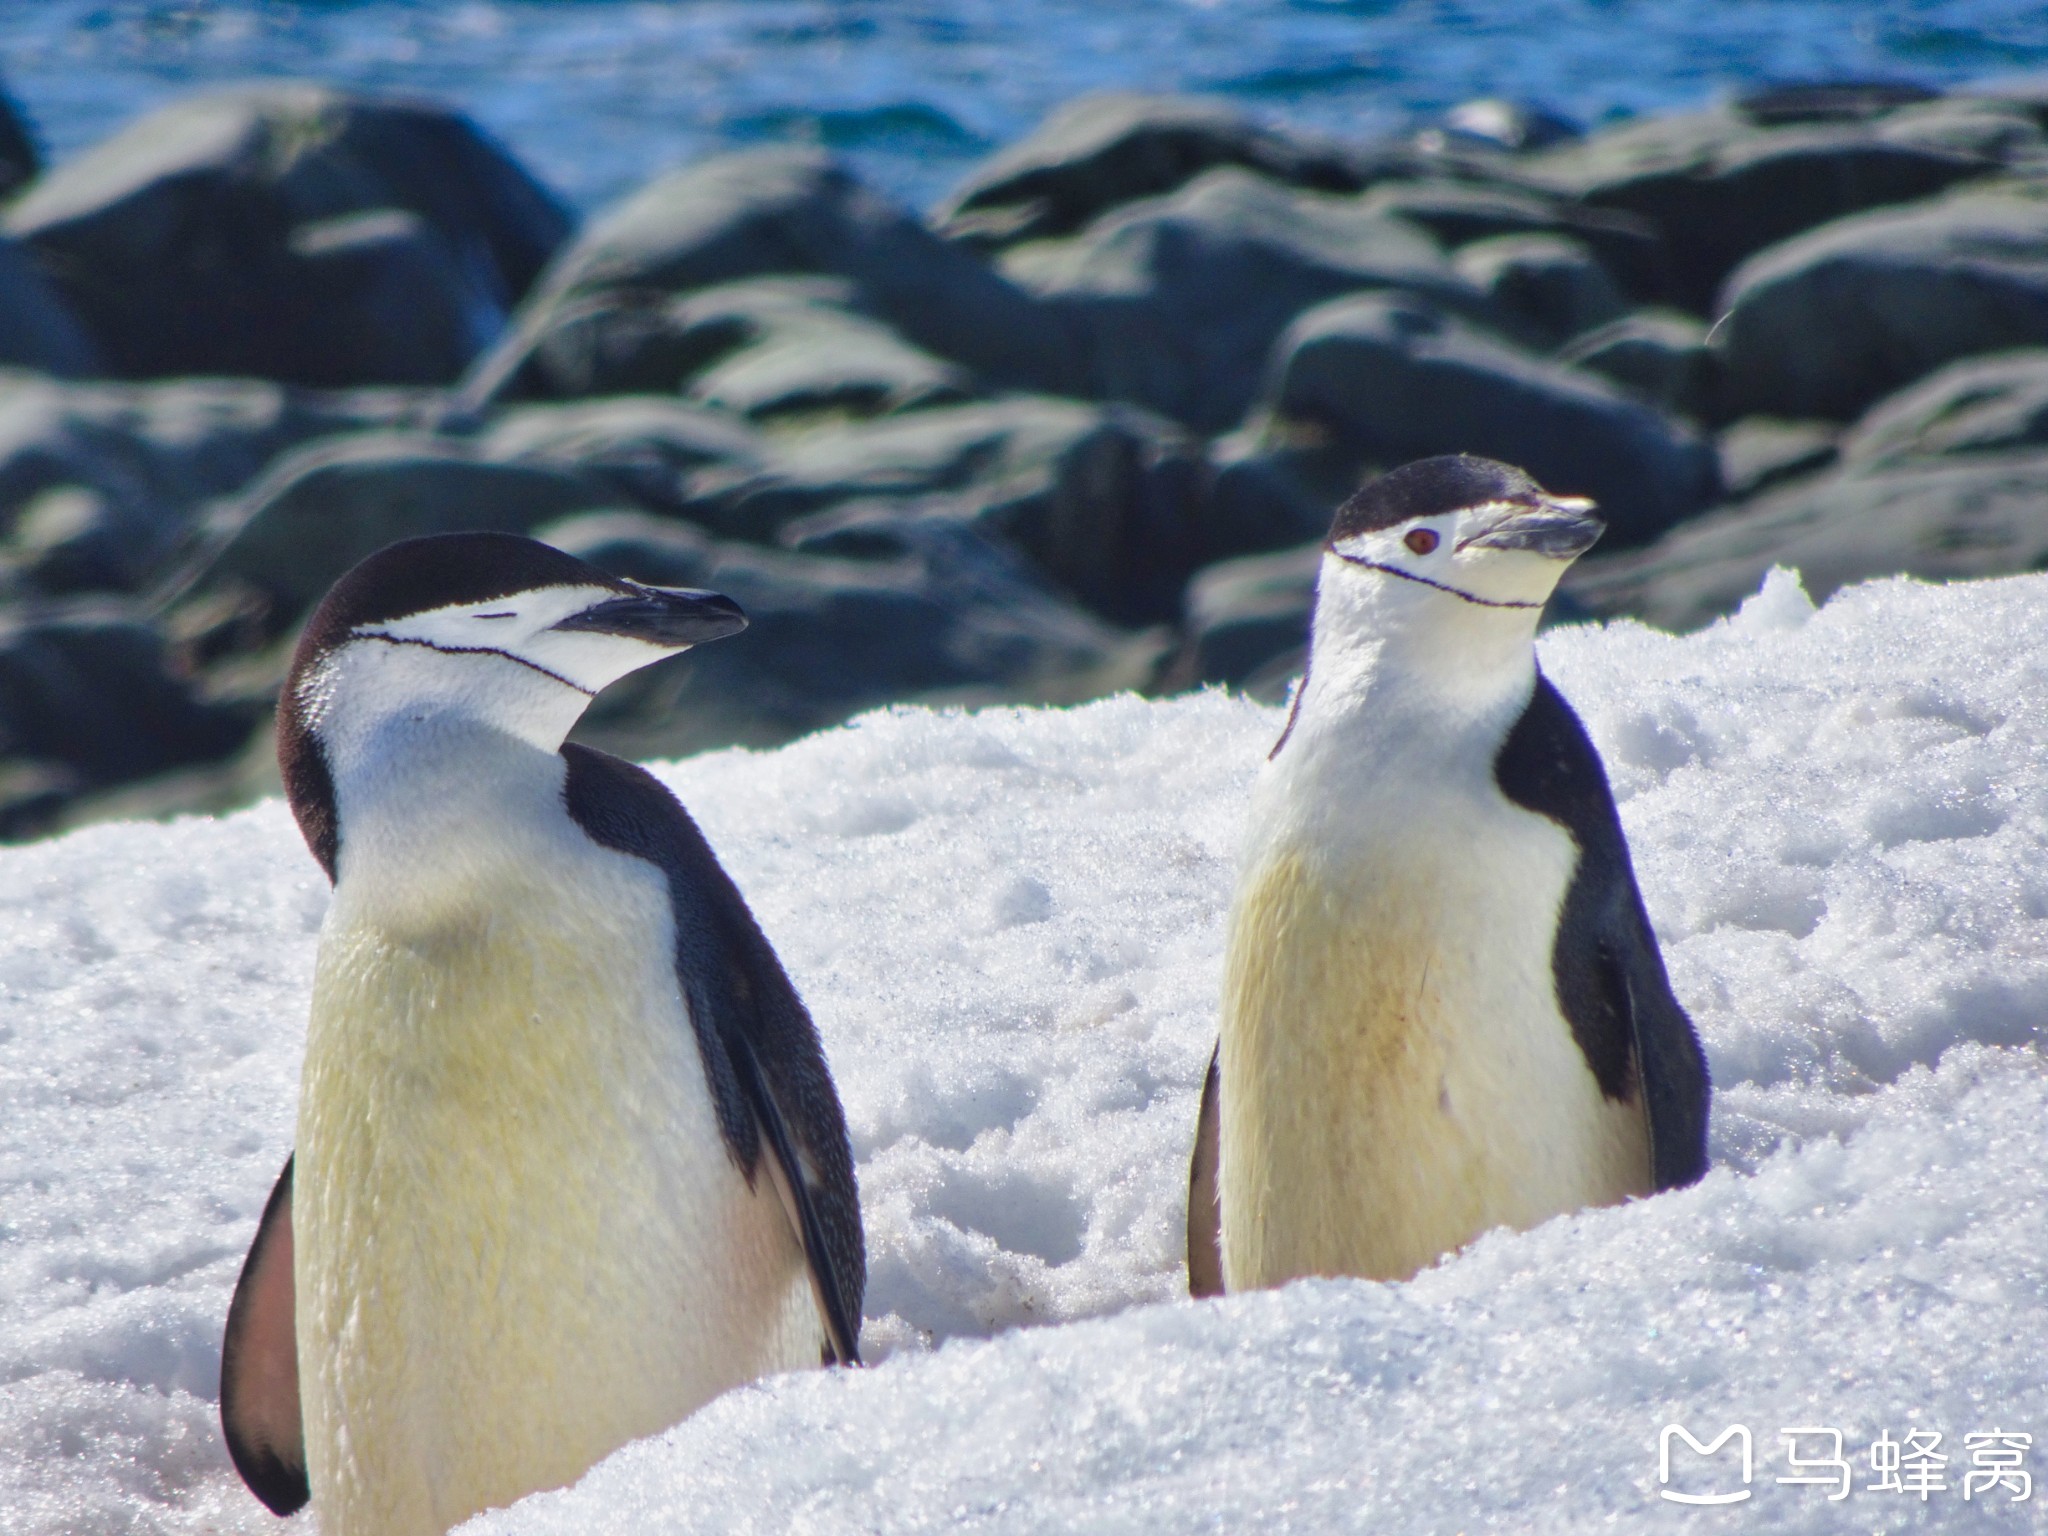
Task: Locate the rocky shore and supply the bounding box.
[4,76,2048,836]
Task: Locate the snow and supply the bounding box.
[4,568,2046,1533]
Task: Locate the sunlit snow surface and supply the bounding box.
[3,570,2046,1533]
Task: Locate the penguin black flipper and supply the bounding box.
[1493,672,1711,1191]
[1187,1041,1225,1298]
[220,1155,310,1516]
[561,744,867,1365]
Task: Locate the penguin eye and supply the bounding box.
[1404,528,1440,556]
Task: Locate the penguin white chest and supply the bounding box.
[1218,760,1652,1290]
[294,824,816,1536]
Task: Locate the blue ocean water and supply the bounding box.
[5,1,2048,217]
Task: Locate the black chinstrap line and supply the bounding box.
[1331,550,1543,610]
[358,632,597,696]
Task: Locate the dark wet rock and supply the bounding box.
[7,486,152,595]
[189,434,625,628]
[540,510,1168,759]
[1714,184,2048,421]
[1716,417,1840,499]
[480,395,766,517]
[1735,81,1941,128]
[1358,179,1666,298]
[722,396,1211,624]
[1873,97,2048,164]
[0,602,252,787]
[0,79,37,198]
[1557,309,1722,422]
[470,274,977,420]
[1202,420,1371,561]
[284,208,507,385]
[689,320,974,424]
[1160,540,1319,699]
[1529,106,2003,310]
[1959,75,2048,129]
[1002,167,1479,433]
[521,147,1079,398]
[0,239,99,378]
[0,373,426,596]
[0,758,77,842]
[1560,448,2048,630]
[1453,233,1627,348]
[1836,348,2048,467]
[4,82,570,385]
[1431,99,1582,155]
[462,286,752,403]
[182,389,1207,638]
[677,283,978,421]
[932,93,1375,251]
[1260,292,1719,546]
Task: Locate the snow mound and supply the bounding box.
[2,569,2044,1533]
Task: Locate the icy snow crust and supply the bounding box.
[3,570,2045,1533]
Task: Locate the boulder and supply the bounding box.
[0,373,427,594]
[471,275,973,417]
[1836,348,2048,467]
[1260,292,1719,545]
[1002,167,1480,432]
[480,395,766,519]
[282,208,506,385]
[0,79,36,198]
[4,82,571,385]
[1529,105,2003,310]
[708,396,1211,624]
[461,285,756,404]
[539,510,1167,759]
[1556,309,1721,422]
[1357,179,1666,298]
[0,602,252,786]
[1560,449,2048,630]
[675,283,977,421]
[1430,98,1582,155]
[1714,184,2048,421]
[1159,540,1319,699]
[1202,420,1370,559]
[1733,81,1941,128]
[1715,417,1839,499]
[932,93,1372,250]
[0,239,99,378]
[188,434,626,628]
[1872,96,2048,162]
[521,148,1080,397]
[1452,233,1626,348]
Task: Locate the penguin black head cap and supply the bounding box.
[278,532,747,880]
[1329,455,1550,543]
[1319,455,1605,604]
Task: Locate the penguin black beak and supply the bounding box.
[551,584,749,647]
[1459,497,1604,559]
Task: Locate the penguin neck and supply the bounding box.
[295,639,595,896]
[323,711,574,900]
[1265,562,1541,845]
[1301,560,1541,734]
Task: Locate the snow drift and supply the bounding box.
[2,569,2044,1533]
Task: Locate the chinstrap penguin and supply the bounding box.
[219,532,864,1536]
[1187,454,1709,1298]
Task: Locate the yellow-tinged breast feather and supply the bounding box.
[1218,825,1650,1291]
